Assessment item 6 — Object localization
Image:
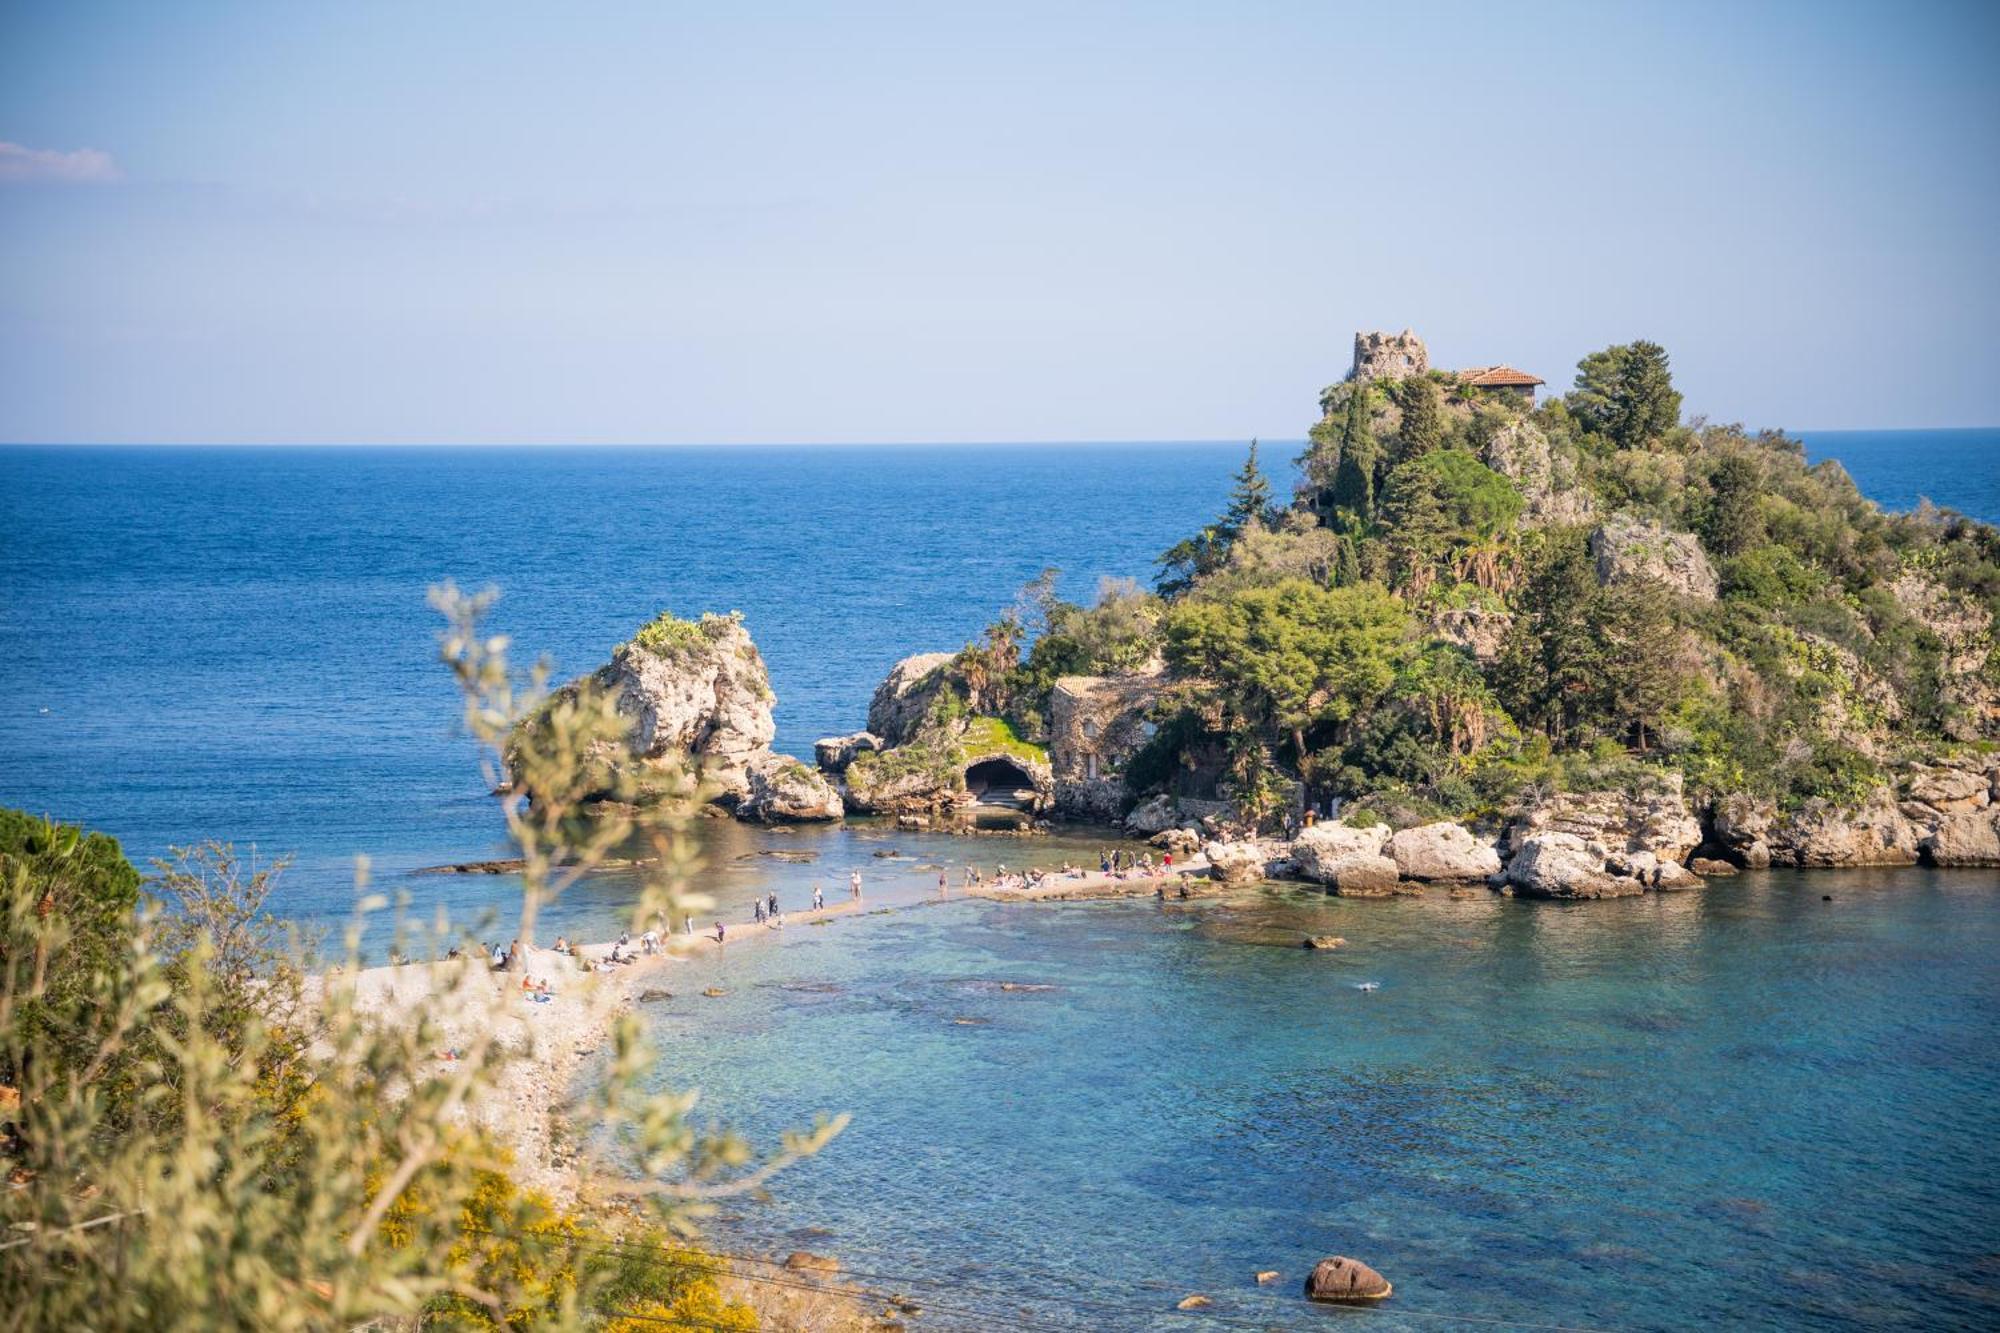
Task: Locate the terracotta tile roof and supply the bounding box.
[1460,365,1545,388]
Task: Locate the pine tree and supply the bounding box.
[1378,459,1452,598]
[1223,439,1275,538]
[1569,340,1682,449]
[1493,532,1607,744]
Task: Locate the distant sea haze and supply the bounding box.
[0,429,1994,920]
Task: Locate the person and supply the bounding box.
[937,870,948,896]
[767,892,779,919]
[683,914,694,936]
[754,898,766,924]
[1100,850,1111,874]
[641,928,658,955]
[714,922,726,944]
[1163,851,1173,873]
[849,869,862,899]
[813,882,825,910]
[553,935,568,954]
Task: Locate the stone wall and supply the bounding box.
[1351,329,1429,384]
[1047,672,1166,819]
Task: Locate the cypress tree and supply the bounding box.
[1328,389,1378,525]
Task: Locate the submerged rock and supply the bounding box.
[1302,935,1346,950]
[1303,1256,1391,1303]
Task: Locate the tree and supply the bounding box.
[1569,340,1682,449]
[1701,449,1764,557]
[1223,439,1277,538]
[1492,531,1608,744]
[1327,387,1379,526]
[1597,579,1685,751]
[1378,460,1453,599]
[1162,578,1409,765]
[1391,376,1446,466]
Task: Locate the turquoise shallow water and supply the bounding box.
[629,869,2000,1330]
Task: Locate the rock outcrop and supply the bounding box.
[866,652,956,747]
[742,754,845,823]
[1507,779,1703,867]
[1588,512,1718,601]
[1290,822,1391,882]
[1481,419,1594,528]
[1920,810,2000,866]
[1388,822,1502,881]
[813,731,882,774]
[1892,573,2000,741]
[1323,853,1403,896]
[1204,840,1272,885]
[1506,832,1641,898]
[1765,788,1919,867]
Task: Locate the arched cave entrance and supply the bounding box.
[963,756,1037,808]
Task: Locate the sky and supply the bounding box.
[1,0,1996,444]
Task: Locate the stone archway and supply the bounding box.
[963,756,1039,808]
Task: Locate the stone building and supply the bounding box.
[1350,329,1429,383]
[1459,364,1546,404]
[1046,673,1166,820]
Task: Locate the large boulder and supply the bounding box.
[1125,793,1185,836]
[1290,822,1392,883]
[1921,810,2000,866]
[1323,854,1403,897]
[1766,788,1919,867]
[1303,1256,1392,1303]
[866,652,957,746]
[1710,792,1776,868]
[1204,841,1272,885]
[1506,832,1640,899]
[1388,822,1501,882]
[1588,512,1718,601]
[813,731,882,774]
[741,754,845,822]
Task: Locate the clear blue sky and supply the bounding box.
[2,1,1995,444]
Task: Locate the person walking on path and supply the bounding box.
[713,922,726,945]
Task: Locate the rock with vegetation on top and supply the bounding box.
[866,652,957,746]
[1480,418,1594,528]
[1388,822,1502,882]
[1303,1256,1392,1303]
[813,731,883,774]
[1765,787,1919,867]
[1587,512,1718,601]
[1905,765,1991,815]
[1891,573,2000,741]
[1505,832,1639,898]
[1506,779,1703,867]
[1204,840,1271,885]
[741,754,844,822]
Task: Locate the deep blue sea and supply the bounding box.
[2,430,1998,1328]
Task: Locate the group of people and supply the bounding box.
[1098,848,1170,879]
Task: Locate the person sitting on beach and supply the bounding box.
[553,935,568,954]
[641,928,658,955]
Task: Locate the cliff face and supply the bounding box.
[545,612,842,822]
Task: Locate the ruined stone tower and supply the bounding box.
[1350,329,1429,384]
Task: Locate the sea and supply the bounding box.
[1,428,1997,1328]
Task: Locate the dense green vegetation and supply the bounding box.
[957,342,2000,820]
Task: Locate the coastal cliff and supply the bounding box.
[834,332,2000,897]
[532,610,843,822]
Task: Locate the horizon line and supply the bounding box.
[3,425,1996,450]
